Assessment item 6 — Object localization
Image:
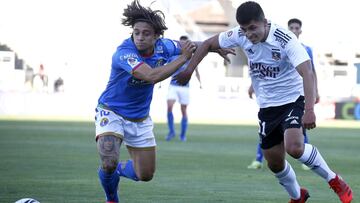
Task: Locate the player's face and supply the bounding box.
[240,19,268,44]
[132,22,159,54]
[288,23,302,38]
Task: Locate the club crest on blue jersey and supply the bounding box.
[127,57,141,68]
[272,51,281,61]
[155,59,165,67]
[100,118,109,127]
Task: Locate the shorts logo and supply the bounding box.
[290,119,299,125]
[100,118,109,127]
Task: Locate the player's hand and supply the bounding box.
[214,48,236,63]
[248,85,254,99]
[302,109,316,130]
[175,69,192,86]
[181,40,196,60]
[315,93,320,104]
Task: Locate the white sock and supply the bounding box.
[298,143,336,182]
[275,160,300,200]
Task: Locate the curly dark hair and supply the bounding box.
[122,0,168,36]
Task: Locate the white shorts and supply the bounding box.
[167,85,189,105]
[95,106,156,148]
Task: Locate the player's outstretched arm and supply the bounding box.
[176,34,235,85]
[132,40,195,84]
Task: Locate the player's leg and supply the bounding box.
[180,104,188,141]
[127,146,156,181]
[247,143,263,169]
[286,97,352,202]
[166,99,176,141]
[264,143,304,201]
[178,86,189,142]
[97,135,122,203]
[117,116,157,182]
[301,129,310,170]
[95,107,124,203]
[259,102,307,202]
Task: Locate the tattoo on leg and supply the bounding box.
[97,135,122,172]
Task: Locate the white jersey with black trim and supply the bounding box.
[218,22,310,108]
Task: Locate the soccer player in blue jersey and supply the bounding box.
[166,36,201,142]
[176,2,353,203]
[94,1,195,202]
[94,1,232,202]
[247,18,320,170]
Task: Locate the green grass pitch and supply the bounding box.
[0,120,359,203]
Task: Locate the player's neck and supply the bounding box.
[139,48,154,57]
[261,24,270,42]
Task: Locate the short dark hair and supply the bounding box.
[179,35,189,41]
[288,18,302,27]
[236,1,265,25]
[121,0,168,36]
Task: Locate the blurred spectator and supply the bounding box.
[54,77,64,92]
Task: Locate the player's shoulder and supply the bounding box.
[269,22,296,48]
[221,26,245,39]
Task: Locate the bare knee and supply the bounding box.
[286,143,304,159]
[137,170,155,182]
[267,160,285,173]
[101,157,118,173]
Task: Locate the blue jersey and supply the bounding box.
[98,37,182,119]
[169,56,190,87]
[302,44,314,69]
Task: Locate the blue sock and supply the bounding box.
[167,112,175,135]
[256,143,263,162]
[180,117,188,139]
[98,168,119,202]
[304,130,309,144]
[117,160,139,181]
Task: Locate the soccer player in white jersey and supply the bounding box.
[247,18,320,171]
[176,1,353,203]
[166,36,201,142]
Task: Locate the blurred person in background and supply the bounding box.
[165,36,201,142]
[247,18,320,171]
[176,1,352,203]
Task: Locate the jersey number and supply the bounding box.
[258,121,266,136]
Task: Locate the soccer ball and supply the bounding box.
[14,198,40,203]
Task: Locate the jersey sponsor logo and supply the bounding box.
[274,29,291,48]
[155,45,164,54]
[249,62,280,79]
[128,77,152,86]
[120,53,138,61]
